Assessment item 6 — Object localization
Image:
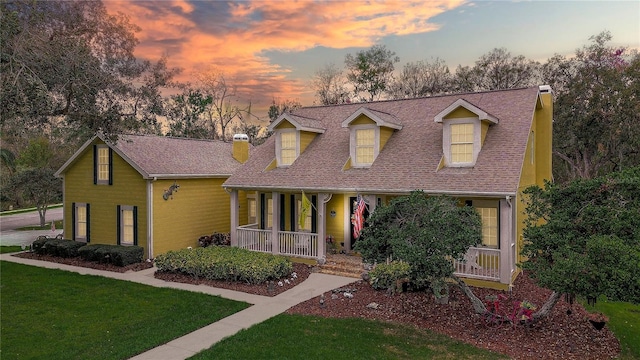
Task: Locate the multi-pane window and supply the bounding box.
[477,207,498,248]
[248,198,257,224]
[75,203,88,241]
[266,198,273,228]
[119,205,136,245]
[355,128,375,165]
[97,146,110,183]
[450,123,474,163]
[280,132,296,166]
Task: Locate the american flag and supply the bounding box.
[352,195,366,239]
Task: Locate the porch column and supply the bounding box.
[271,191,280,255]
[499,198,513,284]
[230,189,238,247]
[317,193,329,260]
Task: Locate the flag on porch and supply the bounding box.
[299,191,311,228]
[352,195,366,239]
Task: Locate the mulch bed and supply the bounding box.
[11,252,620,359]
[12,252,154,272]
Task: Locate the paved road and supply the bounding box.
[0,207,63,231]
[0,208,64,247]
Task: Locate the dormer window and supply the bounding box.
[342,107,402,169]
[267,113,325,169]
[277,130,298,166]
[435,99,498,168]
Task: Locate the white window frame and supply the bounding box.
[96,145,110,184]
[473,200,499,249]
[442,118,481,167]
[120,205,135,246]
[247,196,257,225]
[349,125,379,167]
[275,129,299,167]
[75,203,88,242]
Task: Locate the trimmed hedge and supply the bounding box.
[77,244,143,266]
[32,238,86,258]
[155,246,293,284]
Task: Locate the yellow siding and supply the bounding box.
[325,194,345,248]
[379,127,394,149]
[300,131,317,153]
[481,121,489,145]
[350,115,376,126]
[62,140,147,253]
[275,120,295,129]
[237,190,250,226]
[444,107,476,119]
[152,178,232,256]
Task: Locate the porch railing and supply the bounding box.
[453,247,501,281]
[236,225,319,259]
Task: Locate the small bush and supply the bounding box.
[369,261,411,290]
[198,232,231,247]
[78,244,143,266]
[155,247,292,284]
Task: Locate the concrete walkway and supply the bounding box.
[0,253,357,360]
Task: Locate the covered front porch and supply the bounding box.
[228,189,516,285]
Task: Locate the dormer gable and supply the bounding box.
[267,113,324,168]
[434,99,499,168]
[341,107,402,168]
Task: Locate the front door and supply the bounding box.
[349,196,369,250]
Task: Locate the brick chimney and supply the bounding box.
[232,134,249,163]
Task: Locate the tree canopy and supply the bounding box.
[354,191,482,290]
[521,166,640,304]
[345,44,399,102]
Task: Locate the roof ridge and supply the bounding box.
[120,133,231,144]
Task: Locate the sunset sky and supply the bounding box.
[104,0,640,122]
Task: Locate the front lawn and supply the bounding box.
[0,246,23,254]
[584,299,640,360]
[191,313,508,359]
[0,261,250,360]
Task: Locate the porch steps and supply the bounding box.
[318,254,365,279]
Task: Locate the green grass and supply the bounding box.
[191,314,508,360]
[0,261,250,360]
[15,219,63,230]
[583,298,640,360]
[0,246,23,254]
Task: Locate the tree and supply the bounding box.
[388,58,451,99]
[311,63,350,105]
[16,137,53,169]
[451,48,539,92]
[267,98,302,123]
[165,88,212,139]
[542,32,640,182]
[344,44,399,102]
[7,168,62,226]
[354,191,482,297]
[0,0,179,138]
[195,70,247,142]
[521,167,640,320]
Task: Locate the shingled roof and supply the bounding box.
[56,134,245,179]
[224,86,543,196]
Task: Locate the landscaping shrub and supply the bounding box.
[32,238,85,258]
[155,247,292,284]
[198,232,231,247]
[78,244,143,266]
[368,261,411,290]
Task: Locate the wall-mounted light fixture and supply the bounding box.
[163,182,180,200]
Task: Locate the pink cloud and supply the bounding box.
[104,0,465,117]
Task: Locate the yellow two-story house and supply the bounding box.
[223,86,553,290]
[55,133,251,259]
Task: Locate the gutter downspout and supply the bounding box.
[146,178,156,259]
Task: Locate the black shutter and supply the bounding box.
[71,202,76,240]
[93,146,97,185]
[116,205,121,245]
[311,195,317,233]
[133,206,138,245]
[290,195,295,231]
[86,204,91,243]
[260,194,265,230]
[108,148,113,185]
[279,194,285,231]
